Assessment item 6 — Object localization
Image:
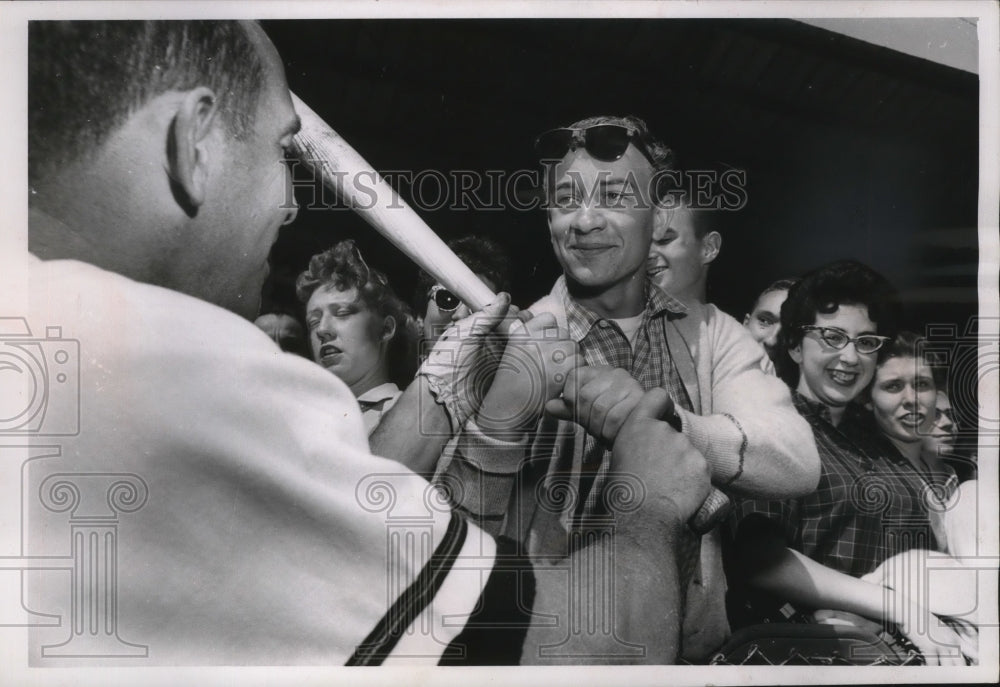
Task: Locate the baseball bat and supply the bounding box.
[290,92,496,311]
[289,91,730,534]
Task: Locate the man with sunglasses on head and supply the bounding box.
[21,21,725,667]
[438,115,820,662]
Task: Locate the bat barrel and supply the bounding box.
[290,91,497,311]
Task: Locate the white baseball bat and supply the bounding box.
[290,92,496,311]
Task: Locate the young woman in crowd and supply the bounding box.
[860,333,977,661]
[864,331,958,541]
[297,240,418,435]
[730,260,970,665]
[413,235,511,348]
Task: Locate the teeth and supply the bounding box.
[828,370,856,385]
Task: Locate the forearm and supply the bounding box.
[522,519,686,664]
[369,376,453,476]
[750,547,899,623]
[696,308,820,498]
[865,550,983,621]
[680,409,815,502]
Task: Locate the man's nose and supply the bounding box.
[764,327,780,348]
[452,304,472,321]
[282,202,299,226]
[571,203,607,233]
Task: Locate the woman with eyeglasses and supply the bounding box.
[730,260,968,665]
[413,236,511,349]
[297,240,417,435]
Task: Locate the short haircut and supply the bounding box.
[29,20,264,186]
[413,236,511,316]
[540,115,676,206]
[567,115,675,175]
[296,240,418,387]
[670,196,719,240]
[775,260,899,388]
[750,277,798,314]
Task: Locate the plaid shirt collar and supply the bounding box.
[791,391,869,429]
[552,275,687,343]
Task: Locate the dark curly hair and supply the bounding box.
[296,240,418,387]
[412,236,511,316]
[775,260,899,388]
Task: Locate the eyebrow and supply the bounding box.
[554,176,630,191]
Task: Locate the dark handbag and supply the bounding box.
[709,621,923,666]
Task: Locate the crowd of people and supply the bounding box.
[19,19,982,668]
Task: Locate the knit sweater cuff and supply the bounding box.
[676,408,747,488]
[454,418,530,474]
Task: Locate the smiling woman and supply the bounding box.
[869,332,940,459]
[731,262,970,665]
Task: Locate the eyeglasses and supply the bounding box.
[428,285,462,313]
[800,326,890,355]
[534,124,655,165]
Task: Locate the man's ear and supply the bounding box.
[788,343,803,365]
[701,231,722,265]
[381,316,397,342]
[168,87,219,212]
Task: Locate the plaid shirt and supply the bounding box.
[737,392,958,576]
[551,277,694,519]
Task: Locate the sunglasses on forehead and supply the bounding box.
[534,124,656,165]
[428,284,462,313]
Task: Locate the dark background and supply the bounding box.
[262,18,979,337]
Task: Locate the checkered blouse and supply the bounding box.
[738,392,958,576]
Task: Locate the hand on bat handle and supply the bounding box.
[417,292,517,432]
[546,368,731,535]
